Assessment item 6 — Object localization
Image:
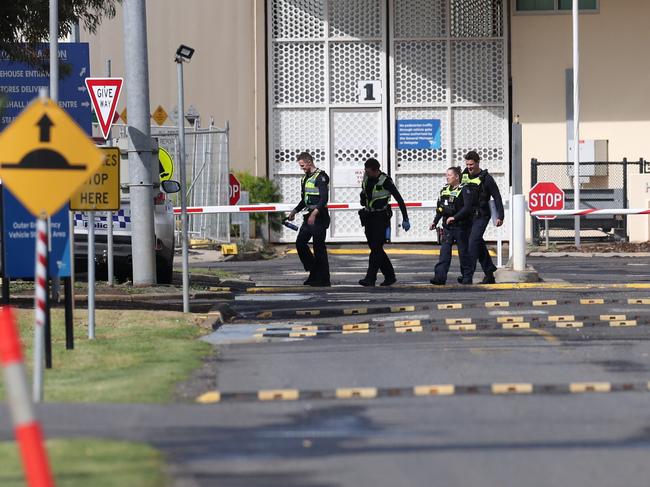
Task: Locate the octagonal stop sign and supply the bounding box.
[229,173,241,206]
[528,182,565,220]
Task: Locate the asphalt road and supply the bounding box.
[4,248,650,486]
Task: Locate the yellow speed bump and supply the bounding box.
[296,310,320,316]
[555,321,583,328]
[570,382,611,393]
[549,315,575,322]
[257,311,273,319]
[336,387,377,399]
[600,314,626,321]
[291,326,318,332]
[445,317,472,325]
[391,306,415,312]
[344,308,368,315]
[448,324,476,331]
[343,329,369,335]
[413,384,455,396]
[491,383,533,394]
[395,320,421,327]
[532,300,557,306]
[501,322,530,329]
[581,298,604,305]
[609,320,637,327]
[485,301,509,308]
[343,323,369,331]
[196,391,221,404]
[396,326,423,333]
[258,389,299,401]
[438,303,462,310]
[628,298,650,305]
[289,332,317,338]
[497,316,524,323]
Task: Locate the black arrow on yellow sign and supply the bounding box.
[37,114,53,143]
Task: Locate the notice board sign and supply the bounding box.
[70,146,120,211]
[396,119,441,150]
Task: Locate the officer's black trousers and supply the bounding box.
[296,218,330,284]
[434,225,470,283]
[467,215,497,280]
[363,213,394,283]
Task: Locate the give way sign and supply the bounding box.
[528,181,564,220]
[85,77,123,140]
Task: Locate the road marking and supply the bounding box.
[600,314,626,321]
[609,320,637,327]
[296,310,320,316]
[532,300,557,306]
[196,391,221,404]
[344,308,368,315]
[438,303,462,310]
[449,324,477,331]
[549,315,575,322]
[287,248,496,256]
[570,382,611,393]
[258,389,299,401]
[342,329,369,334]
[491,383,533,394]
[413,384,455,396]
[485,301,510,308]
[555,321,583,328]
[501,322,530,329]
[528,328,560,344]
[336,387,377,399]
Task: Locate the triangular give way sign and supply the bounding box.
[85,77,123,139]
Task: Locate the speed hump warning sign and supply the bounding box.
[70,147,120,211]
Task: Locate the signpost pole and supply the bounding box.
[33,216,47,402]
[106,60,115,287]
[88,210,96,339]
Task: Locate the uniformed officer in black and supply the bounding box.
[429,166,473,285]
[287,152,331,287]
[460,150,504,284]
[358,158,410,287]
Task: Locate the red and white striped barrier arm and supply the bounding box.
[532,209,650,217]
[0,306,56,487]
[173,201,439,215]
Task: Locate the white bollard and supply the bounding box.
[512,194,526,271]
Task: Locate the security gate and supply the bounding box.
[268,0,509,243]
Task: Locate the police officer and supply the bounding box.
[429,166,473,285]
[358,158,410,287]
[460,150,504,284]
[287,152,331,287]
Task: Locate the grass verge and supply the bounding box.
[0,308,210,403]
[0,439,166,487]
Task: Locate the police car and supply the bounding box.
[73,142,180,283]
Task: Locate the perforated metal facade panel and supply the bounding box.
[269,0,509,243]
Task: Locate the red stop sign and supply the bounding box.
[229,174,241,206]
[528,182,564,220]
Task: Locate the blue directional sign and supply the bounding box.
[0,43,91,134]
[396,119,441,150]
[2,188,71,278]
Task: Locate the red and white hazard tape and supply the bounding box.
[173,201,439,215]
[0,307,56,487]
[532,209,650,217]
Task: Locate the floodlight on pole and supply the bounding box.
[175,44,194,313]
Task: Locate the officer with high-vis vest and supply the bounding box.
[287,152,331,287]
[460,150,504,285]
[358,158,410,287]
[429,166,474,285]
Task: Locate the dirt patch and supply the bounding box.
[536,242,650,253]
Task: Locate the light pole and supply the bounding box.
[175,44,194,313]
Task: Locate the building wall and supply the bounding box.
[80,0,266,176]
[511,0,650,241]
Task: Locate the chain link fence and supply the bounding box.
[531,158,643,244]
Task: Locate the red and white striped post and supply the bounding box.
[33,216,48,402]
[0,306,56,487]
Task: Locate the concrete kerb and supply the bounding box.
[201,302,238,331]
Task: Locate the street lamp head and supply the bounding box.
[175,44,195,62]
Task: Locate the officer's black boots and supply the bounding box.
[359,278,375,287]
[481,273,496,284]
[380,276,397,286]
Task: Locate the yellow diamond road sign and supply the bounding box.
[152,105,168,126]
[0,98,105,216]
